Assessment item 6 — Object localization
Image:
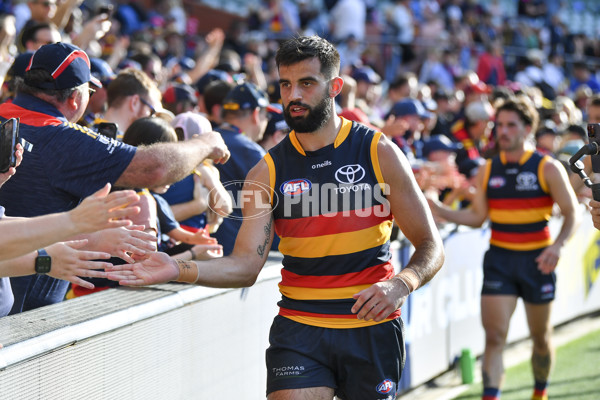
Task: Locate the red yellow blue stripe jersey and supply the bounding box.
[484,150,553,251]
[264,117,398,328]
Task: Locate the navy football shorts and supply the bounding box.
[482,245,556,304]
[265,315,405,400]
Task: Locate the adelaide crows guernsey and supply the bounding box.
[264,117,398,329]
[484,150,553,251]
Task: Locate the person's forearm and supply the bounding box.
[0,214,78,260]
[52,0,81,30]
[187,46,221,84]
[170,198,208,221]
[435,203,486,228]
[176,255,262,288]
[0,253,35,277]
[394,238,444,293]
[168,228,190,244]
[116,139,218,189]
[553,212,578,249]
[209,185,233,216]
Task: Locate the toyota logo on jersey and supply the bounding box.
[335,164,365,184]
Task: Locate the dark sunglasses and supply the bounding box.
[140,97,156,117]
[88,87,96,97]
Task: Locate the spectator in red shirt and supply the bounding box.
[476,40,506,86]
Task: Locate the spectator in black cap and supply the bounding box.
[162,82,198,115]
[195,69,233,125]
[562,123,586,144]
[212,82,270,255]
[383,98,431,160]
[0,42,229,314]
[351,65,381,120]
[535,119,561,156]
[0,51,34,103]
[430,88,459,138]
[416,135,463,203]
[258,103,289,151]
[203,79,236,129]
[80,57,115,127]
[440,157,485,209]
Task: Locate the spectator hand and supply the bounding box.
[86,225,158,263]
[46,240,112,289]
[381,115,409,139]
[206,209,223,233]
[0,143,23,188]
[192,174,210,213]
[106,251,179,286]
[187,227,219,246]
[190,243,223,260]
[68,183,141,233]
[73,14,112,49]
[85,14,112,40]
[194,131,230,164]
[205,28,225,50]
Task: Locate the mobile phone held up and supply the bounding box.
[588,123,600,173]
[97,4,113,18]
[0,118,20,173]
[94,122,118,139]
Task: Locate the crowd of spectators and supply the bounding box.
[0,0,600,317]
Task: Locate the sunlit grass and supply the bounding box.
[453,329,600,399]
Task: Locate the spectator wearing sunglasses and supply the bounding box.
[101,68,164,141]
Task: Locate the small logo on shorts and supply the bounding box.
[376,379,394,394]
[541,284,554,293]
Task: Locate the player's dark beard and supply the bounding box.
[283,94,332,133]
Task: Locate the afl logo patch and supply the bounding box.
[541,283,554,293]
[335,164,365,184]
[376,379,394,394]
[489,176,505,188]
[280,179,312,196]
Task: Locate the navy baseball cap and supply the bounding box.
[422,135,462,158]
[223,82,269,111]
[8,51,34,80]
[90,57,115,86]
[195,69,232,95]
[458,157,484,178]
[352,66,380,84]
[389,98,432,119]
[162,83,197,105]
[26,42,101,90]
[264,103,289,138]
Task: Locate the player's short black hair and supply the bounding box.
[275,36,340,79]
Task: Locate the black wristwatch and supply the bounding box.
[35,248,52,274]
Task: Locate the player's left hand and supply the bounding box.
[351,278,408,322]
[535,244,561,274]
